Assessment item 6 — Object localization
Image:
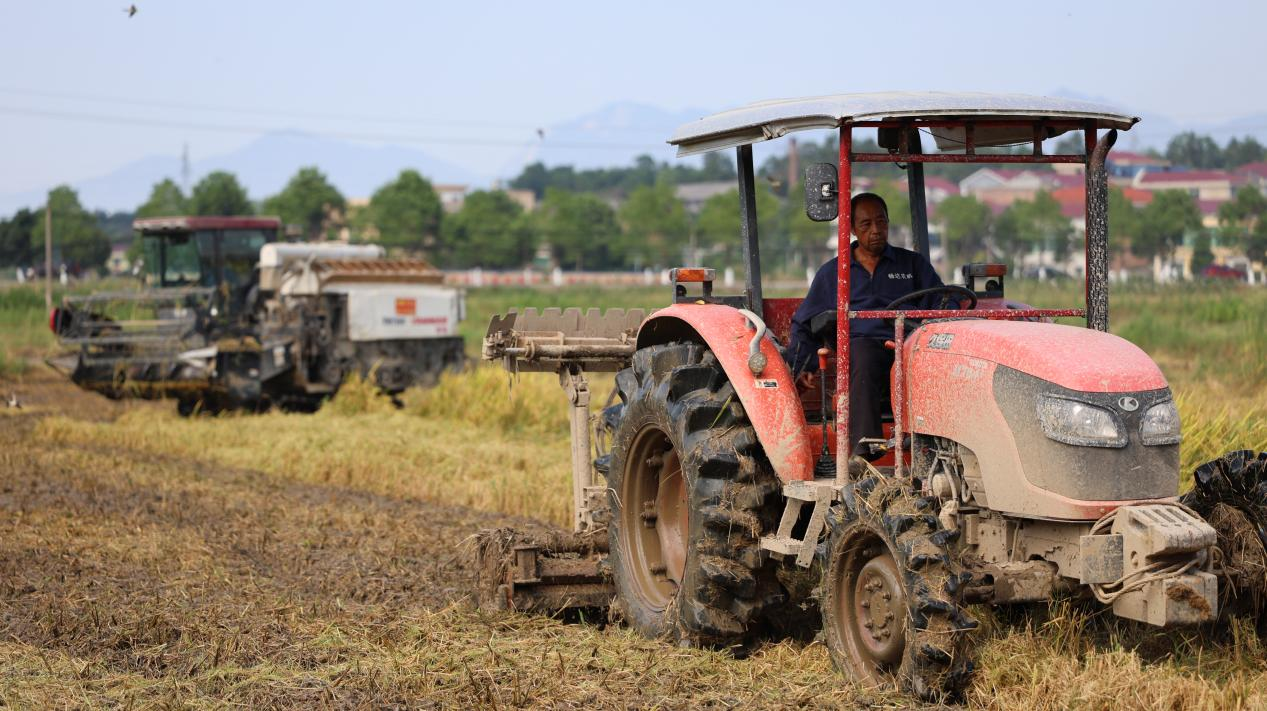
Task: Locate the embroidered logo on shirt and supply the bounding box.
[889,272,913,280]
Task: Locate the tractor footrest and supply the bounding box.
[760,536,803,556]
[761,481,840,568]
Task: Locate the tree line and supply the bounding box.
[937,183,1267,277]
[0,159,835,274]
[2,129,1264,276]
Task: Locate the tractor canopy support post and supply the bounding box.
[905,128,931,262]
[836,125,853,483]
[1085,128,1116,333]
[737,144,763,313]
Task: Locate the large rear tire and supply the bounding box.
[604,342,784,649]
[822,474,976,702]
[1179,450,1267,634]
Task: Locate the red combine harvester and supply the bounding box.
[479,92,1267,700]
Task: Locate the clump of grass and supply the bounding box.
[319,371,399,416]
[0,347,27,378]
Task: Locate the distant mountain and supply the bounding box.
[0,131,477,215]
[1049,87,1267,153]
[522,101,712,173]
[5,97,1267,218]
[200,131,478,198]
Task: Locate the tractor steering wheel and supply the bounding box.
[883,285,978,331]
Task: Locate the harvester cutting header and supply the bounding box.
[481,92,1267,700]
[49,216,465,413]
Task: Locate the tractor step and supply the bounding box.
[760,536,803,556]
[761,480,840,568]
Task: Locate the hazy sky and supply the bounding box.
[2,0,1264,196]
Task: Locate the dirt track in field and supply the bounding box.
[0,371,564,707]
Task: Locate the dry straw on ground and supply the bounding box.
[4,367,1266,708]
[4,281,1267,708]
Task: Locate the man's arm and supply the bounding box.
[785,260,836,374]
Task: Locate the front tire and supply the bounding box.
[604,342,783,649]
[822,474,976,701]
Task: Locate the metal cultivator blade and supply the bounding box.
[473,528,613,614]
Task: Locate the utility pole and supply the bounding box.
[44,203,52,311]
[182,143,191,193]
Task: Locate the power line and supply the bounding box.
[0,85,674,135]
[0,104,671,152]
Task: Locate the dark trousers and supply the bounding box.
[848,337,894,458]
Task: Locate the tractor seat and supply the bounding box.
[797,358,895,424]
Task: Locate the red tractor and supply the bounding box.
[480,92,1267,700]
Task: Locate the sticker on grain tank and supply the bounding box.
[755,379,779,388]
[395,298,417,316]
[928,333,954,350]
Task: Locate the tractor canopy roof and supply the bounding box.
[668,91,1138,157]
[133,216,282,233]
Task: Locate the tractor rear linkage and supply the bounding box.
[476,307,645,611]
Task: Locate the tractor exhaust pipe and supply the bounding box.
[1085,128,1117,333]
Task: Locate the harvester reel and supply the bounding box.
[605,342,784,649]
[823,474,977,701]
[1179,450,1267,633]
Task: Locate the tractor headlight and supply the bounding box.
[1037,395,1127,448]
[1140,400,1182,446]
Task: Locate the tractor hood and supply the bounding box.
[909,320,1166,393]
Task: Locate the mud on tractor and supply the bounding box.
[49,216,465,413]
[478,93,1267,700]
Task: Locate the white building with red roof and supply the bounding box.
[1235,162,1267,192]
[1132,169,1243,202]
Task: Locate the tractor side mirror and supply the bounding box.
[804,163,839,222]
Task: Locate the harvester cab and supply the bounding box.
[480,92,1267,701]
[134,216,276,323]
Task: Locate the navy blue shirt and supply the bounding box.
[785,242,944,373]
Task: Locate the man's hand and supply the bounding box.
[795,371,817,393]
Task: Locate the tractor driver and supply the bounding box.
[784,192,945,460]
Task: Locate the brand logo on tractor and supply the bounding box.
[928,333,954,350]
[1118,396,1140,412]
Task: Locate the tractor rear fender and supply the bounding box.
[637,303,813,482]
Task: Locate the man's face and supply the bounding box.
[852,198,889,257]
